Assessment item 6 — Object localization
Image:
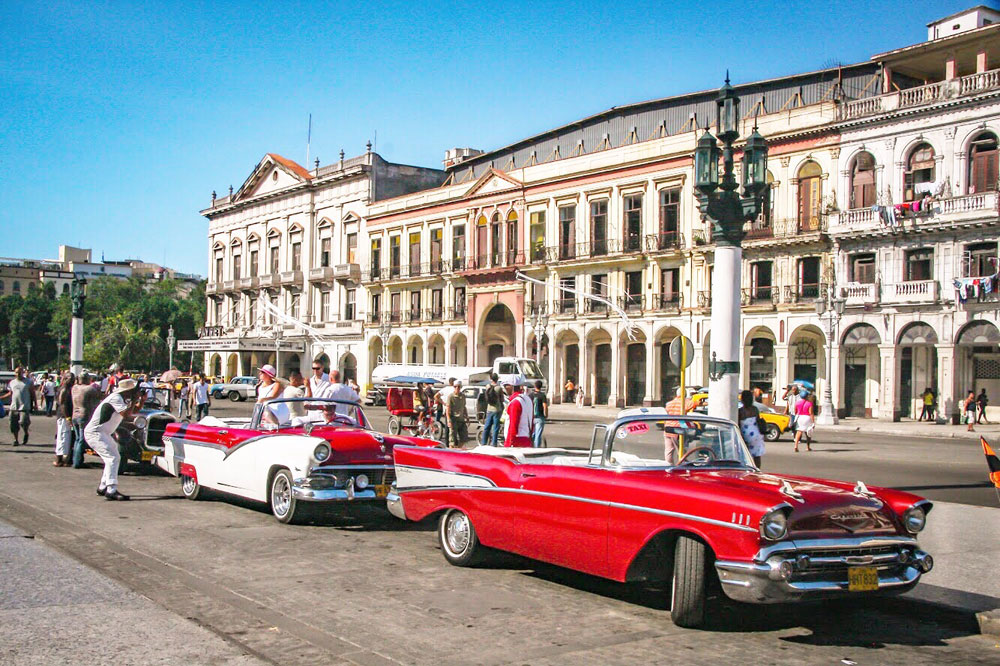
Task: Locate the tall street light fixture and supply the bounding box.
[378,315,393,364]
[694,74,769,423]
[815,287,846,425]
[167,325,176,370]
[26,340,32,370]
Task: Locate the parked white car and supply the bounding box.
[209,376,258,401]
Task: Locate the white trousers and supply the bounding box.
[85,430,120,491]
[55,418,73,456]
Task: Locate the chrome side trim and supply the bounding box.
[393,472,758,533]
[395,464,499,488]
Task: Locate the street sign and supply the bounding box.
[668,335,694,369]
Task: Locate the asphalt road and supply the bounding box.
[0,407,996,665]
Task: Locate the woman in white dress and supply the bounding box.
[738,390,766,468]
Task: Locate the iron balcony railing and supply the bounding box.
[556,297,577,315]
[741,287,779,306]
[425,308,444,322]
[617,295,643,312]
[651,292,683,311]
[584,299,609,315]
[644,231,683,252]
[783,282,827,304]
[525,302,548,317]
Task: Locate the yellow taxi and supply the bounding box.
[689,391,790,441]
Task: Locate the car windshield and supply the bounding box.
[253,398,369,430]
[607,417,754,468]
[519,360,543,379]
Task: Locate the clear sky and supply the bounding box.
[0,0,988,276]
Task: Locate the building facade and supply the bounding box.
[196,149,446,381]
[200,7,1000,421]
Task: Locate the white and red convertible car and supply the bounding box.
[156,397,433,523]
[388,412,933,628]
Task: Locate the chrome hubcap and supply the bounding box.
[181,476,196,495]
[272,475,291,516]
[445,512,470,554]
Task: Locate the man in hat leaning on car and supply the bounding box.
[84,378,144,501]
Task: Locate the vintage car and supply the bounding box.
[155,397,435,523]
[82,393,177,469]
[387,413,933,628]
[209,376,258,401]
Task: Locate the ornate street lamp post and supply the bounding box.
[526,306,549,363]
[274,327,284,378]
[378,316,393,364]
[167,325,176,370]
[70,278,87,377]
[815,287,845,425]
[26,340,32,370]
[694,75,769,423]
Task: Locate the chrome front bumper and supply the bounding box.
[386,488,406,520]
[714,537,933,604]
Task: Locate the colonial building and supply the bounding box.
[828,7,1000,421]
[196,149,445,381]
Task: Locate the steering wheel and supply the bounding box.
[327,415,354,426]
[678,446,719,466]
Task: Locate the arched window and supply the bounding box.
[506,210,518,264]
[476,215,488,267]
[13,280,21,293]
[850,152,876,208]
[904,143,935,201]
[797,161,822,232]
[490,212,502,266]
[969,132,998,194]
[62,283,69,294]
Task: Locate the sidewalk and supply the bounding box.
[548,403,1000,441]
[0,518,266,666]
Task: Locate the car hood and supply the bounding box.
[314,427,433,465]
[672,469,903,538]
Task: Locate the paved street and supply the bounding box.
[0,407,997,665]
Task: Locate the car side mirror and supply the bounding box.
[304,422,314,436]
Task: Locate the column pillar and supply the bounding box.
[644,335,656,407]
[774,343,790,405]
[830,345,842,419]
[878,343,898,421]
[936,343,957,424]
[707,245,741,424]
[579,329,590,406]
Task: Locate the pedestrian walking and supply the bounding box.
[564,379,575,403]
[445,379,469,448]
[192,373,213,419]
[919,388,935,422]
[42,374,56,416]
[1,368,32,446]
[177,380,191,419]
[85,378,143,501]
[783,384,801,431]
[503,380,534,448]
[480,373,503,446]
[738,390,766,468]
[964,390,977,432]
[53,372,76,466]
[575,386,585,408]
[793,392,815,452]
[531,380,548,448]
[977,389,990,424]
[71,373,103,468]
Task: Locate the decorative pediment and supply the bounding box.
[233,153,313,202]
[465,168,522,198]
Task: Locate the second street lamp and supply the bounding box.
[694,75,769,423]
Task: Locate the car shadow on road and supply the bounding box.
[510,559,980,646]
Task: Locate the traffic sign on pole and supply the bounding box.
[668,335,694,369]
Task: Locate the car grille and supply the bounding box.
[791,545,910,580]
[314,467,394,487]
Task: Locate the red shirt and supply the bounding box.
[504,391,534,447]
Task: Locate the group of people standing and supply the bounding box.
[479,375,548,448]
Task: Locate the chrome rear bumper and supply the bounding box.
[715,537,932,604]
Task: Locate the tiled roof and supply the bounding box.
[267,153,313,181]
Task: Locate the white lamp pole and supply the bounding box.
[814,286,845,425]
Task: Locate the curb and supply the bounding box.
[814,425,995,442]
[978,609,1000,637]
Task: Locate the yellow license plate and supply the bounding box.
[141,451,156,462]
[848,566,879,592]
[374,484,391,498]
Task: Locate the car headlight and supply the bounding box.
[760,509,788,541]
[134,416,147,430]
[903,505,926,534]
[313,443,331,463]
[355,474,369,490]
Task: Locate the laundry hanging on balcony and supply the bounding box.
[871,205,899,228]
[953,258,1000,306]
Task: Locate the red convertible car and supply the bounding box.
[156,397,435,523]
[387,413,933,628]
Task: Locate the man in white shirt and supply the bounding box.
[85,378,142,501]
[192,374,211,420]
[307,361,330,398]
[317,370,360,416]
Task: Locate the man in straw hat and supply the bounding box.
[84,377,144,501]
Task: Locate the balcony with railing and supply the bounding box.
[883,280,939,305]
[237,276,259,291]
[309,266,334,282]
[258,274,278,288]
[425,308,444,323]
[556,297,577,315]
[525,302,548,317]
[783,282,826,304]
[829,191,999,236]
[617,295,643,313]
[742,216,827,245]
[839,68,1000,122]
[278,270,303,286]
[645,231,683,253]
[842,282,878,306]
[650,292,683,312]
[741,286,779,308]
[221,279,237,292]
[461,251,525,272]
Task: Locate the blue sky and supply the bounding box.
[0,0,987,276]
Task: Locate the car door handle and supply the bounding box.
[521,472,536,478]
[218,430,228,435]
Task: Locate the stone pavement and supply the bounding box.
[0,518,268,666]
